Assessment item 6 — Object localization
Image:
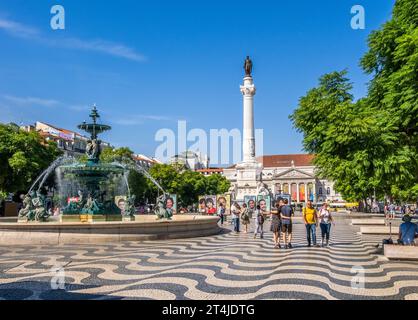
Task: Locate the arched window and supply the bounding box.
[319,187,323,195]
[327,187,331,195]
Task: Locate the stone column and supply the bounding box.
[296,182,300,203]
[240,76,257,164]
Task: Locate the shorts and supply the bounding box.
[281,223,292,234]
[270,221,281,233]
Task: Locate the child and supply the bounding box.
[254,205,265,239]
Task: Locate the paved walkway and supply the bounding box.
[0,215,417,300]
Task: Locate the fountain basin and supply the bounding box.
[0,215,221,245]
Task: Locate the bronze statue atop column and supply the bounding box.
[244,56,253,77]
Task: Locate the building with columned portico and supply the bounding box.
[223,154,342,204]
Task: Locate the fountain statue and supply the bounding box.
[18,105,170,223]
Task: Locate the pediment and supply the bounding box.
[274,168,314,179]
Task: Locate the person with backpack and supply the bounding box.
[254,205,264,239]
[241,203,251,233]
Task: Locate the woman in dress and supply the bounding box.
[271,200,283,248]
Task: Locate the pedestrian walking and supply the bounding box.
[384,204,389,220]
[389,203,396,220]
[303,201,318,247]
[231,202,241,233]
[318,203,334,247]
[280,199,294,249]
[271,200,283,248]
[241,203,251,233]
[254,205,265,239]
[217,202,225,225]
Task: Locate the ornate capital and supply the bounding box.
[240,85,256,96]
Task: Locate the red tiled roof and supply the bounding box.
[227,154,315,169]
[258,154,315,167]
[196,168,224,173]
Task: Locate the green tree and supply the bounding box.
[205,173,230,195]
[99,146,152,204]
[360,0,418,201]
[100,146,134,164]
[146,164,230,207]
[0,124,62,194]
[290,0,418,207]
[289,72,388,209]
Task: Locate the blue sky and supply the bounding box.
[0,0,395,165]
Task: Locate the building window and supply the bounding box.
[327,187,331,195]
[319,187,323,195]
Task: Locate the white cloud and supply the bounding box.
[2,94,60,107]
[68,104,91,112]
[113,114,172,126]
[0,17,146,62]
[0,18,39,38]
[60,38,146,62]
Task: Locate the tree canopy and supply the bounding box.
[290,0,418,206]
[100,147,230,206]
[147,164,230,207]
[0,124,62,194]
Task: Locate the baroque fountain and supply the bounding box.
[19,106,137,223]
[0,106,219,244]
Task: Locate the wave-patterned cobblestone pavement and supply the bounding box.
[0,216,417,300]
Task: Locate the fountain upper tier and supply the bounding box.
[78,104,111,140]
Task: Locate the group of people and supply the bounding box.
[229,202,266,238]
[223,199,335,249]
[271,200,334,249]
[384,203,416,220]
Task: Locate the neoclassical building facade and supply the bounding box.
[223,154,342,204]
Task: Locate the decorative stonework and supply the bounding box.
[240,84,256,96]
[274,168,315,179]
